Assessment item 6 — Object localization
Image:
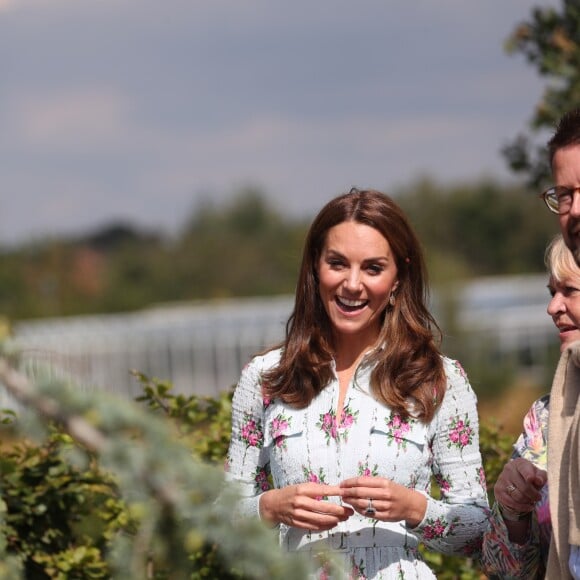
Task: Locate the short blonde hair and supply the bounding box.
[545,234,580,282]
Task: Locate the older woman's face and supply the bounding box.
[547,273,580,351]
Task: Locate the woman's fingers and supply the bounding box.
[339,476,425,524]
[495,458,545,512]
[262,483,353,531]
[286,502,353,530]
[340,476,384,490]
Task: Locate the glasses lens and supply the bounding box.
[555,186,574,213]
[544,188,561,212]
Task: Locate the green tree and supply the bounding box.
[503,0,580,187]
[395,178,558,279]
[176,188,306,299]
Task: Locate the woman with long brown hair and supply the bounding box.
[225,188,488,578]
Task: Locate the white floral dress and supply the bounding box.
[225,349,489,579]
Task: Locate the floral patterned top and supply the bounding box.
[481,395,551,579]
[225,348,489,579]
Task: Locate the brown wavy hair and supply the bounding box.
[263,188,446,422]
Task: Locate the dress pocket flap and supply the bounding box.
[371,420,427,449]
[263,405,305,446]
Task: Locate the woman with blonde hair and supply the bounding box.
[482,234,580,579]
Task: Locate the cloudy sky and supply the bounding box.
[0,0,558,245]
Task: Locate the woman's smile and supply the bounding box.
[335,295,369,313]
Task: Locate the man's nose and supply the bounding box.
[570,189,580,217]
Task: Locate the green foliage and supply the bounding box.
[396,178,557,278]
[503,0,580,187]
[478,420,516,505]
[0,357,315,579]
[176,189,305,299]
[132,370,233,463]
[0,430,127,579]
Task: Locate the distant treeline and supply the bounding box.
[0,179,558,322]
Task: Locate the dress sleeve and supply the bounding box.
[480,399,546,579]
[410,359,490,557]
[224,356,272,521]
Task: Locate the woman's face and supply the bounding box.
[317,221,399,348]
[547,273,580,352]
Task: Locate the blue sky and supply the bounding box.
[0,0,558,244]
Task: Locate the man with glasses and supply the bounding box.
[542,109,580,264]
[539,109,580,579]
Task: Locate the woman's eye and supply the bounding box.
[366,264,384,275]
[327,259,344,269]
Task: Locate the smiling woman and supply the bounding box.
[547,235,580,351]
[225,188,489,579]
[481,234,580,579]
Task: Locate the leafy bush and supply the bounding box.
[0,430,126,579]
[132,371,232,463]
[0,360,315,580]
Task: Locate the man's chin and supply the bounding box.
[573,245,580,267]
[564,227,580,265]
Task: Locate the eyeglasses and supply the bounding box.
[540,185,580,214]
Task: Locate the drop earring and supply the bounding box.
[389,293,395,306]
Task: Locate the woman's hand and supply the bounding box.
[259,483,353,531]
[339,476,427,527]
[493,457,546,544]
[494,457,546,514]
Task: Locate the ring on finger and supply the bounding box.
[364,498,376,517]
[506,483,517,496]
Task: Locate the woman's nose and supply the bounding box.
[343,269,361,291]
[548,294,564,315]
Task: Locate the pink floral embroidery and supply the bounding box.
[349,556,367,579]
[357,460,378,477]
[303,466,328,499]
[478,466,487,490]
[447,415,473,451]
[270,413,291,448]
[316,560,332,580]
[317,402,359,443]
[422,516,457,541]
[239,412,263,449]
[461,536,483,557]
[319,410,338,441]
[385,412,414,448]
[434,473,452,494]
[253,465,271,492]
